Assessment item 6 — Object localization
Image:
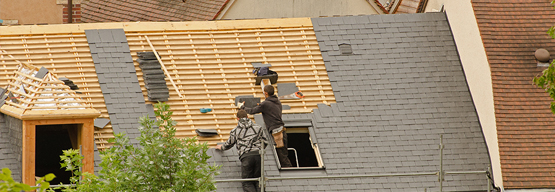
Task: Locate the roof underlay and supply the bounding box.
[0,18,335,150]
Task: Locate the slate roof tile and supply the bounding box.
[307,13,491,191]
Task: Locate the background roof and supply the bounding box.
[81,0,228,23]
[472,0,555,189]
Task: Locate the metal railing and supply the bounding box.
[287,148,299,168]
[214,135,494,192]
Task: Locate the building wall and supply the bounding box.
[424,0,447,12]
[0,0,63,24]
[221,0,379,20]
[0,114,23,182]
[444,0,502,188]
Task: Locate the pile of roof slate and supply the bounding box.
[136,52,169,102]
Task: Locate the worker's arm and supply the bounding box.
[217,128,237,151]
[242,101,264,114]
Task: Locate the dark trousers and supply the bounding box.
[276,130,292,167]
[241,154,261,192]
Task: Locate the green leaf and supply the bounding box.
[44,173,56,181]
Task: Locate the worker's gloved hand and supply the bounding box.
[237,101,246,109]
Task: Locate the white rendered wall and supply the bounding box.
[445,0,503,189]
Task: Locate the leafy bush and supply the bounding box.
[57,102,219,191]
[0,168,54,192]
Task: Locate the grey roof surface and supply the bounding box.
[209,13,490,191]
[85,29,150,145]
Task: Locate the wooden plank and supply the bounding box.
[78,119,95,174]
[0,18,312,35]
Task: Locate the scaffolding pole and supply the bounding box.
[260,140,265,192]
[439,134,444,192]
[212,134,493,192]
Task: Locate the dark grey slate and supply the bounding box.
[281,104,291,110]
[276,83,298,96]
[94,118,110,129]
[195,129,219,137]
[251,62,272,68]
[235,96,260,108]
[34,67,49,79]
[86,29,148,146]
[145,104,157,120]
[93,142,101,174]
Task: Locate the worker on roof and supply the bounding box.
[241,85,292,168]
[217,110,267,192]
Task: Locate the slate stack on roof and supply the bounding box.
[136,52,170,102]
[472,0,555,189]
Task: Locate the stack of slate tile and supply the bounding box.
[136,52,170,102]
[59,77,79,90]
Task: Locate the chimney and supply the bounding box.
[535,48,551,67]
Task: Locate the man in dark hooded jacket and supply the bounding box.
[217,110,267,192]
[241,85,292,168]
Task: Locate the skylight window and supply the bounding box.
[273,126,324,170]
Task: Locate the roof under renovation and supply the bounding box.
[0,12,491,191]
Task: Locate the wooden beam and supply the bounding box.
[0,18,313,35]
[22,121,35,186]
[78,119,94,174]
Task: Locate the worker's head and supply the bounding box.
[237,109,248,119]
[263,85,274,98]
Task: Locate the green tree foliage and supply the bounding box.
[57,102,219,191]
[53,149,101,192]
[532,1,555,113]
[0,168,54,192]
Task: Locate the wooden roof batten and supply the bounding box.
[1,62,100,120]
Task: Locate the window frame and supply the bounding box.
[253,114,324,170]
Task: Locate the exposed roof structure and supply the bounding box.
[210,13,491,191]
[393,0,423,14]
[0,18,334,150]
[374,0,426,14]
[472,0,555,189]
[0,62,100,120]
[81,0,229,23]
